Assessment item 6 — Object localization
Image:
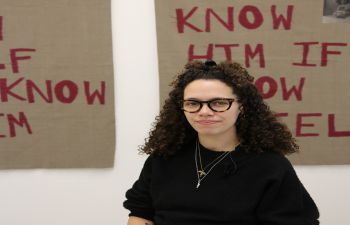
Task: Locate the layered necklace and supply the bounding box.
[194,139,235,189]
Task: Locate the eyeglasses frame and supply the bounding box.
[181,98,236,113]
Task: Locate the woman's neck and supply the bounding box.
[198,133,239,152]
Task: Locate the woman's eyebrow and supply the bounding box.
[184,97,233,101]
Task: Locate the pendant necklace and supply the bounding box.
[194,139,232,189]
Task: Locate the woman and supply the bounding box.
[124,60,320,225]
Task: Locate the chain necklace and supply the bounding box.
[197,140,229,177]
[194,140,232,189]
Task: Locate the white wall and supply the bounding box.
[0,1,348,224]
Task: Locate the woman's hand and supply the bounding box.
[127,216,154,225]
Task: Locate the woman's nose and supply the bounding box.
[198,103,214,115]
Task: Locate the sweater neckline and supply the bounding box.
[198,142,241,154]
[197,142,251,164]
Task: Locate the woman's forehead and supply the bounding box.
[184,79,236,99]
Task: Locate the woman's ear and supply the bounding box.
[239,105,244,115]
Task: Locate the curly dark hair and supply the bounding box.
[140,60,299,156]
[336,0,350,5]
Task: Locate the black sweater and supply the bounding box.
[124,143,320,225]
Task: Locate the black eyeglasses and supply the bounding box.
[181,98,235,113]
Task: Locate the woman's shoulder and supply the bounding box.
[237,145,292,165]
[246,149,296,175]
[151,141,194,158]
[258,150,292,166]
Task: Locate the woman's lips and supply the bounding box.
[195,120,219,125]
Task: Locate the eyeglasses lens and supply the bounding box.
[182,99,232,113]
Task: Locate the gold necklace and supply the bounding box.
[194,140,232,189]
[197,141,228,177]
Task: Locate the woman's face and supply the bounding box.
[183,79,241,138]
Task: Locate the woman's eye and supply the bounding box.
[185,101,199,107]
[212,100,228,106]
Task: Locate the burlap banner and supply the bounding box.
[0,0,115,169]
[155,0,350,165]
